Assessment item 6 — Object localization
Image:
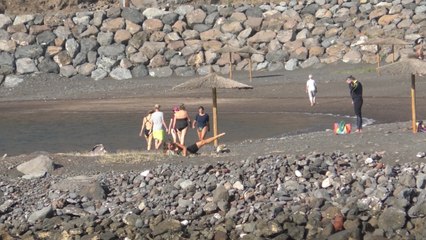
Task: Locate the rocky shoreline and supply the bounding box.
[1,146,426,239]
[0,0,425,85]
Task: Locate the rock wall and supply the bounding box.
[0,1,425,84]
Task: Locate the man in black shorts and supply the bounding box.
[346,75,363,133]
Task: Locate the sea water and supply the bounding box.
[0,111,369,156]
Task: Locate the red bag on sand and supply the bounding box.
[334,121,351,134]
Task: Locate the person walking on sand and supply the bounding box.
[139,109,154,150]
[306,74,317,106]
[150,104,168,150]
[415,37,424,60]
[346,75,363,133]
[172,104,191,145]
[193,106,210,140]
[165,133,226,156]
[167,106,179,143]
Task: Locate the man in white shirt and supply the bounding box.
[306,74,317,106]
[150,104,168,150]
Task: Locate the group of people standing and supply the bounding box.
[139,104,210,151]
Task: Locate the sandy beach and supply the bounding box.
[1,62,426,172]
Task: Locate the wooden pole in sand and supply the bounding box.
[411,74,417,133]
[376,54,381,76]
[392,45,395,62]
[229,52,233,80]
[212,87,218,147]
[249,58,253,82]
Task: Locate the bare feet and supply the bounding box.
[354,129,362,133]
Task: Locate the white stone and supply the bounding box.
[295,170,302,177]
[321,178,332,188]
[109,67,132,80]
[233,181,244,191]
[3,75,24,88]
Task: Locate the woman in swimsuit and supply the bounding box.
[172,104,191,145]
[139,110,154,150]
[165,133,225,156]
[167,106,178,143]
[192,106,210,140]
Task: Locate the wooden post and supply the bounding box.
[411,74,417,133]
[212,87,219,147]
[376,54,380,76]
[229,52,233,80]
[249,58,253,82]
[392,45,395,62]
[120,0,129,7]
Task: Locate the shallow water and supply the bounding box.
[0,111,359,156]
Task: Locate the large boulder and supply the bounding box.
[15,45,43,59]
[36,31,56,46]
[3,75,24,88]
[248,31,276,43]
[91,68,108,80]
[121,7,144,24]
[186,9,206,27]
[51,175,106,200]
[110,67,132,80]
[149,66,173,77]
[100,17,125,32]
[16,155,54,179]
[16,58,38,74]
[38,58,59,74]
[98,43,125,58]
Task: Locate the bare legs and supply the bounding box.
[177,127,188,145]
[145,134,153,150]
[195,133,226,149]
[197,126,208,140]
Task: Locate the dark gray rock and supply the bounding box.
[121,8,144,24]
[161,13,179,25]
[15,45,44,59]
[98,44,125,58]
[265,50,289,62]
[80,38,98,54]
[132,64,149,78]
[38,57,59,73]
[378,207,406,231]
[0,52,14,66]
[73,52,87,66]
[36,31,56,46]
[97,31,114,46]
[245,7,263,18]
[174,66,195,77]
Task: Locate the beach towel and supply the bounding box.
[334,121,351,135]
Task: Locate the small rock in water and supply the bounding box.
[417,152,426,158]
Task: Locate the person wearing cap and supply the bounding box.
[346,75,363,133]
[150,104,168,150]
[306,74,317,106]
[167,106,179,143]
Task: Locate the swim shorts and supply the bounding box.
[153,130,165,141]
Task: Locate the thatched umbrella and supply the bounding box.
[360,37,411,73]
[378,58,426,133]
[236,46,264,82]
[214,45,241,80]
[173,73,253,146]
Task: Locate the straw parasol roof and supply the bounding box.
[359,37,410,46]
[378,58,426,76]
[173,73,253,90]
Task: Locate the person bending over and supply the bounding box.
[166,133,225,156]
